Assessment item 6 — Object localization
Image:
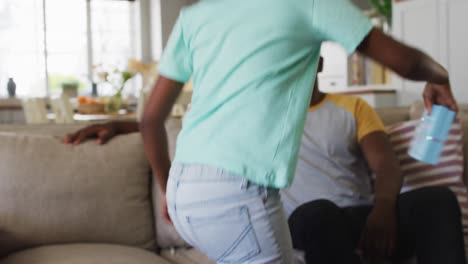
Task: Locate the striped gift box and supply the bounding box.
[386,119,468,259]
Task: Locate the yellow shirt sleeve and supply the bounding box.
[354,98,386,142]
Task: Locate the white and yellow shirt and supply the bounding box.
[282,94,385,216]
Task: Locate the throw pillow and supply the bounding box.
[386,119,468,259]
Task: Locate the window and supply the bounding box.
[0,0,46,97]
[46,0,88,97]
[0,0,141,98]
[91,0,141,96]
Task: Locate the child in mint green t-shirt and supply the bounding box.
[140,0,457,263]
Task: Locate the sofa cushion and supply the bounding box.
[160,248,215,264]
[0,132,155,256]
[0,244,171,264]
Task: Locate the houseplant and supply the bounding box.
[61,81,80,98]
[94,59,155,113]
[367,0,392,24]
[94,65,136,113]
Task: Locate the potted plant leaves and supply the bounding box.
[367,0,392,24]
[61,80,80,98]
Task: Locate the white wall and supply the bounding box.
[150,0,188,60]
[139,0,153,62]
[150,0,162,60]
[446,0,468,104]
[392,0,444,105]
[160,0,187,47]
[392,0,468,105]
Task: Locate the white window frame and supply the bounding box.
[39,0,147,96]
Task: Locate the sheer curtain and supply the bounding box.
[91,0,141,96]
[0,0,46,97]
[0,0,141,98]
[45,0,88,96]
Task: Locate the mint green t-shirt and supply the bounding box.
[158,0,372,188]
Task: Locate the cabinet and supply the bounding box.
[318,42,349,92]
[392,0,468,105]
[0,99,24,124]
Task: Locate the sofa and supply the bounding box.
[0,102,466,264]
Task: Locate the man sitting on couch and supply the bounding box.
[281,59,466,264]
[64,58,465,264]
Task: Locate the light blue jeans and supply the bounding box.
[166,163,294,264]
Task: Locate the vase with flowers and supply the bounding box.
[94,65,136,113]
[105,71,135,113]
[93,59,156,114]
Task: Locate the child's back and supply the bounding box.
[159,0,372,188]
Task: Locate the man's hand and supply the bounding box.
[359,205,398,260]
[423,82,458,114]
[63,123,116,145]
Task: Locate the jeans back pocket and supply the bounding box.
[186,205,261,263]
